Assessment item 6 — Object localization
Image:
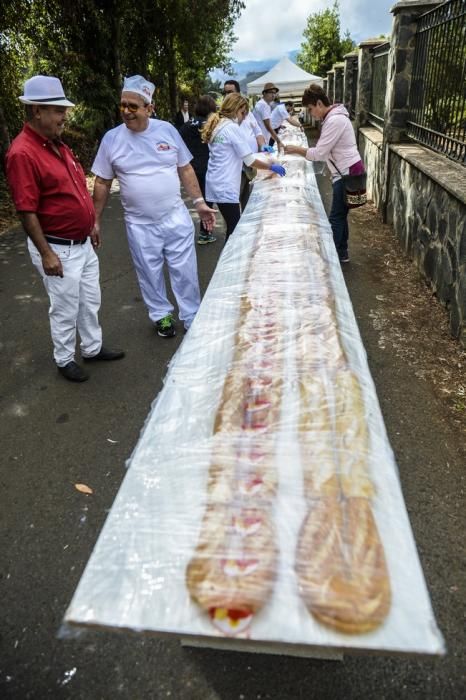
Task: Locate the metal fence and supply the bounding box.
[407,0,466,164]
[369,42,390,129]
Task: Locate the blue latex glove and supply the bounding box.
[260,145,274,153]
[270,164,286,177]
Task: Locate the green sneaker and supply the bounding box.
[197,233,216,245]
[156,314,176,338]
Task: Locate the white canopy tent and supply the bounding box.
[246,56,323,97]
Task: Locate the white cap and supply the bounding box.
[122,75,155,104]
[19,76,75,107]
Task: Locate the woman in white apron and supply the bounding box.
[202,93,286,243]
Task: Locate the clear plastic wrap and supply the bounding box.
[64,126,445,655]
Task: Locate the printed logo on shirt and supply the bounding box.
[155,142,171,151]
[212,135,226,144]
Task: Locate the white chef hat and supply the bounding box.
[122,75,155,104]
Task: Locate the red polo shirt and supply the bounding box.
[6,123,95,240]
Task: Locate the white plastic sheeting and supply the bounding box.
[64,126,444,657]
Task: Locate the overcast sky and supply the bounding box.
[232,0,393,62]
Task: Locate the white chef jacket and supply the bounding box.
[92,120,192,225]
[205,120,252,203]
[240,112,262,153]
[271,103,290,130]
[253,98,272,141]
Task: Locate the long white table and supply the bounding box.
[64,128,444,657]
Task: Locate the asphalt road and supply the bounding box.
[0,177,464,699]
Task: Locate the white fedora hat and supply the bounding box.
[19,75,75,107]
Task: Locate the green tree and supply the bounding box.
[201,75,222,99]
[149,0,244,117]
[26,0,244,120]
[297,1,355,78]
[0,0,245,167]
[29,0,129,132]
[0,1,33,168]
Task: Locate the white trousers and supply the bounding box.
[28,238,102,366]
[125,204,200,328]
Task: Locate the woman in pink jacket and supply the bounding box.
[285,84,364,263]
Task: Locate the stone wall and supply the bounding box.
[356,40,382,127]
[334,64,344,103]
[326,71,335,103]
[359,128,384,208]
[343,53,358,114]
[384,145,466,345]
[331,1,466,345]
[359,127,465,345]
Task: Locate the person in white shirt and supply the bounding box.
[202,93,286,243]
[271,101,302,130]
[92,75,216,338]
[269,101,303,145]
[222,80,273,211]
[253,82,283,151]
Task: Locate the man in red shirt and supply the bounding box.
[6,75,124,382]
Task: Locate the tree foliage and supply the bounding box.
[0,1,35,168]
[0,0,244,168]
[297,1,354,78]
[201,75,223,98]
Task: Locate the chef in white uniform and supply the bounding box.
[92,76,215,338]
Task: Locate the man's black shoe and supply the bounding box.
[83,346,125,362]
[57,361,89,382]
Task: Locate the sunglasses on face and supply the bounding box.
[119,102,143,113]
[222,90,236,96]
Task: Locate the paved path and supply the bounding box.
[0,180,464,699]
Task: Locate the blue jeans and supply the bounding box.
[329,178,349,258]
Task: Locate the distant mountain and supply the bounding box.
[238,73,263,94]
[210,50,299,84]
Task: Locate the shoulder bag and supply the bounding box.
[329,159,367,209]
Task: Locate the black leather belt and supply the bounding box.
[45,235,87,246]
